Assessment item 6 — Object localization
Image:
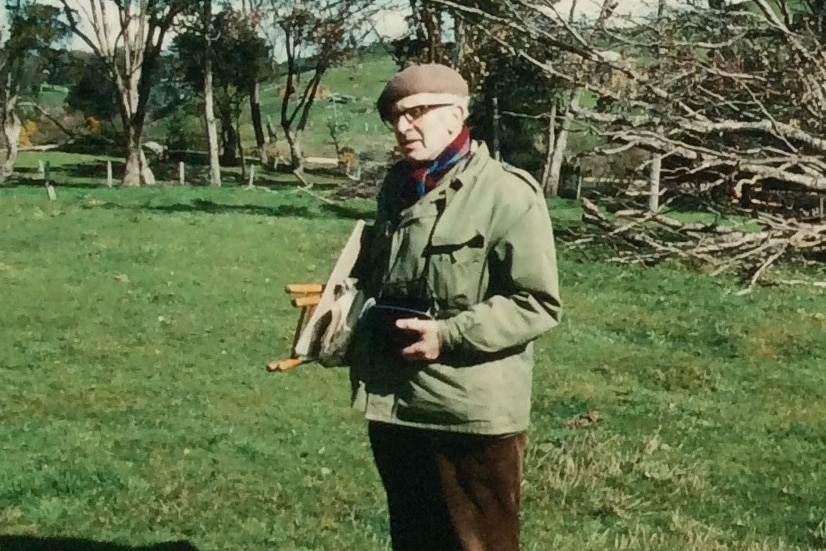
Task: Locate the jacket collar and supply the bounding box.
[393,141,492,226]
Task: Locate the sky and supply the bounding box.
[539,0,697,25]
[0,0,697,52]
[0,0,411,51]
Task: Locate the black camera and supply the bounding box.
[371,297,434,356]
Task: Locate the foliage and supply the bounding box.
[64,59,118,122]
[2,2,68,59]
[36,49,92,89]
[173,8,270,97]
[18,119,37,146]
[0,2,69,102]
[468,57,558,173]
[172,6,270,166]
[165,109,208,153]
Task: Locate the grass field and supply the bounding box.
[1,180,825,551]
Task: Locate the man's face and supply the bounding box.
[389,103,464,162]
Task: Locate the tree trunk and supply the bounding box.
[249,81,267,164]
[239,0,267,167]
[266,115,278,143]
[648,0,665,211]
[236,110,247,181]
[203,0,221,187]
[204,82,222,186]
[648,145,662,212]
[452,17,465,67]
[2,108,21,176]
[1,71,20,177]
[284,127,304,173]
[219,108,237,166]
[541,102,558,195]
[123,128,155,186]
[546,90,581,197]
[421,3,443,63]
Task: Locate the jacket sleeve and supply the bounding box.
[436,197,561,354]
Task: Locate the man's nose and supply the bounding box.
[395,116,413,133]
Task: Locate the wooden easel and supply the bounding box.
[266,219,367,373]
[266,283,325,372]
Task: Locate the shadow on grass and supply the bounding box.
[84,198,374,221]
[0,535,198,551]
[58,162,122,181]
[2,172,107,190]
[4,180,106,190]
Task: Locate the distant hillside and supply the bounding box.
[147,48,399,161]
[256,49,399,159]
[25,48,401,162]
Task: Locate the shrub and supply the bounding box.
[337,147,358,169]
[86,117,102,136]
[165,112,206,152]
[19,120,38,147]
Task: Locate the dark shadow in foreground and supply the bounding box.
[0,535,198,551]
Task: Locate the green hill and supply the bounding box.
[255,51,399,159]
[28,49,399,163]
[146,49,399,162]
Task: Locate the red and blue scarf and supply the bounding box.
[398,125,471,208]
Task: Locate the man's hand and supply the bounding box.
[396,318,441,361]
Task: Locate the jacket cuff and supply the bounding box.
[436,320,459,352]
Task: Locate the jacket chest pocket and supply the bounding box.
[426,230,487,310]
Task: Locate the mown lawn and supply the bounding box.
[1,183,825,551]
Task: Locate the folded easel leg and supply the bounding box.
[267,283,324,372]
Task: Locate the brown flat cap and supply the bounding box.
[377,63,470,121]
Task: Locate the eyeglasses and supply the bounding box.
[383,103,454,128]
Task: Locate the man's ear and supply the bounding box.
[448,105,465,132]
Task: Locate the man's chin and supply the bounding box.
[401,147,434,162]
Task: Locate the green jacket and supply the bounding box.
[350,142,561,435]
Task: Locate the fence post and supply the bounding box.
[106,161,113,187]
[247,164,256,188]
[178,162,185,185]
[44,161,56,201]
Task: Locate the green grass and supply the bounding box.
[1,183,825,550]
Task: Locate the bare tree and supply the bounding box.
[436,0,826,199]
[59,0,189,186]
[263,0,381,173]
[432,0,826,286]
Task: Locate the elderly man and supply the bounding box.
[349,63,561,551]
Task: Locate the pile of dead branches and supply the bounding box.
[573,198,826,293]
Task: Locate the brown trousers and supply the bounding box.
[368,422,527,551]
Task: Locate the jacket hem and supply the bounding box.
[361,411,528,436]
